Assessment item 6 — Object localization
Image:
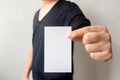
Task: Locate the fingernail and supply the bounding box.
[67,32,72,39]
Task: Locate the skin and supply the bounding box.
[23,0,59,80]
[67,26,112,62]
[23,0,112,80]
[22,48,32,80]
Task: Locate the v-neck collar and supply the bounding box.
[37,0,60,23]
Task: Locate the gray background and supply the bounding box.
[0,0,120,80]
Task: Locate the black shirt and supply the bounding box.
[32,0,90,80]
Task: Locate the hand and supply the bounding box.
[68,26,112,62]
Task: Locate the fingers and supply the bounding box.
[90,52,112,62]
[85,41,111,52]
[82,32,100,44]
[85,41,105,52]
[68,26,108,41]
[67,25,112,61]
[82,31,111,44]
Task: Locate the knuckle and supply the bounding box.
[90,53,99,60]
[105,33,111,41]
[85,44,91,52]
[103,41,112,52]
[102,33,111,41]
[107,53,113,60]
[103,52,113,61]
[101,26,108,32]
[83,33,90,44]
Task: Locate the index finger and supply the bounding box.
[67,26,107,41]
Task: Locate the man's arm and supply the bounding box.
[22,48,33,80]
[68,26,112,62]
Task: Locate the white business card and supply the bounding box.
[44,26,72,73]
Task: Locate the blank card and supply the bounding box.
[44,26,72,73]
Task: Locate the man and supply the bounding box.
[23,0,112,80]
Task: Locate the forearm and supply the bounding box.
[23,48,33,78]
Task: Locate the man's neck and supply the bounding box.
[42,0,58,6]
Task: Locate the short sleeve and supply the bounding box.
[64,3,90,30]
[32,10,39,31]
